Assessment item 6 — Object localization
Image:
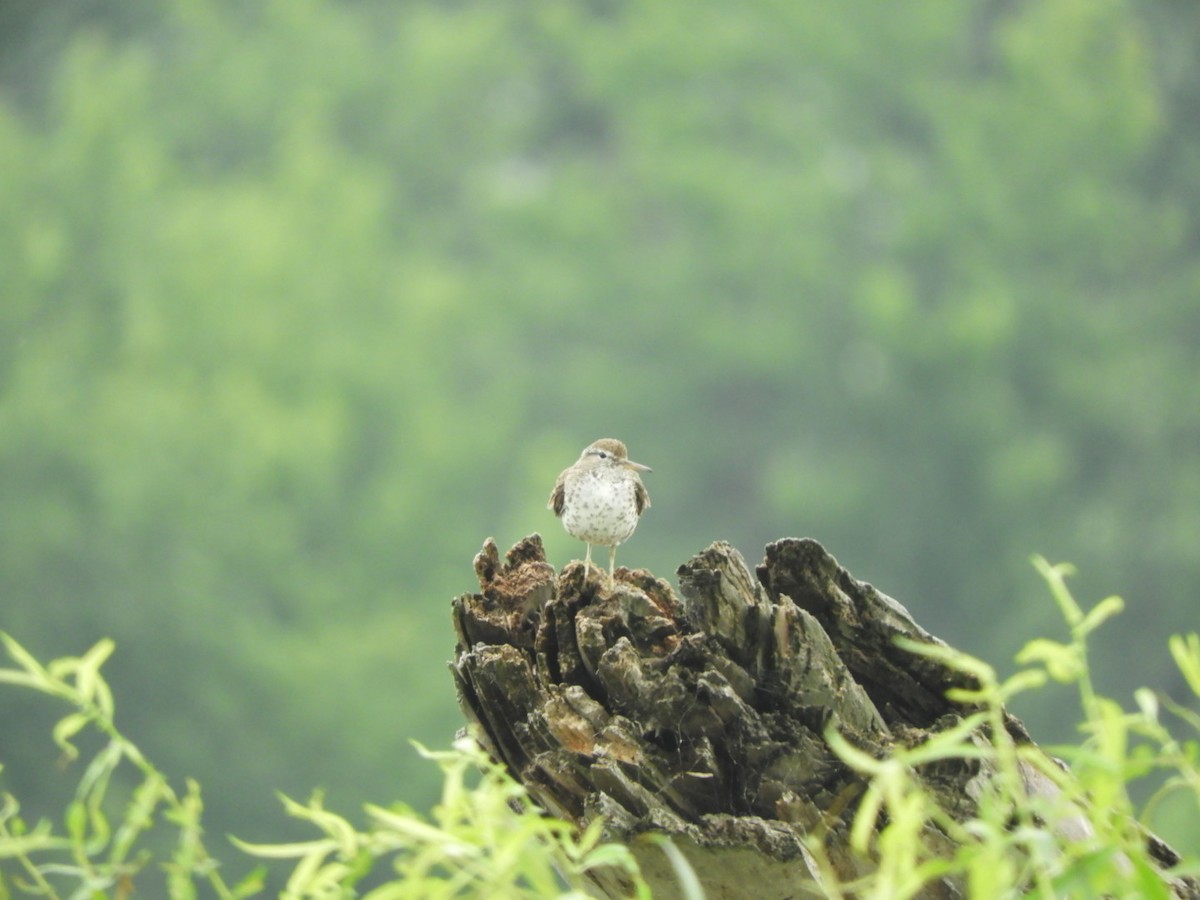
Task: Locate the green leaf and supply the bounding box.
[849,783,886,854]
[1168,633,1200,697]
[1133,688,1158,722]
[230,835,342,859]
[229,865,268,899]
[0,633,52,685]
[0,671,44,690]
[641,834,704,900]
[825,727,886,775]
[997,668,1049,700]
[278,792,359,856]
[894,636,997,683]
[52,712,91,762]
[0,830,73,859]
[1015,638,1082,682]
[74,638,116,711]
[1078,595,1124,637]
[896,712,990,767]
[1032,556,1083,627]
[1128,853,1173,900]
[65,800,88,843]
[112,772,167,864]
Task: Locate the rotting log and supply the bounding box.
[450,535,1197,899]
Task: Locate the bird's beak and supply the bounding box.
[624,460,652,473]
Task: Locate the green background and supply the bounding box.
[2,0,1198,877]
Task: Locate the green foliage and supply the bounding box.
[809,560,1200,899]
[234,740,649,899]
[2,0,1200,859]
[0,632,263,899]
[0,633,650,899]
[3,567,1199,898]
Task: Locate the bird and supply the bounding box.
[548,438,652,581]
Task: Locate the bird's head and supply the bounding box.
[580,438,651,473]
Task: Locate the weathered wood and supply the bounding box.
[450,535,1197,898]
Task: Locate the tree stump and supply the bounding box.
[450,535,1195,898]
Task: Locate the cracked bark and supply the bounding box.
[450,535,1197,899]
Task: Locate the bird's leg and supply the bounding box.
[608,544,618,581]
[583,543,593,579]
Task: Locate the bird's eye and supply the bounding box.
[598,451,609,459]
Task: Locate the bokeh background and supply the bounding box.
[2,0,1198,879]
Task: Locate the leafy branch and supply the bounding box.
[808,558,1200,899]
[0,633,261,899]
[234,738,652,899]
[0,634,653,899]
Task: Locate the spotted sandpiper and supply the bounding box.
[548,438,652,580]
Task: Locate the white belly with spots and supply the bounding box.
[561,472,641,546]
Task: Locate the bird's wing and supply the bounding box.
[548,472,567,516]
[635,479,651,514]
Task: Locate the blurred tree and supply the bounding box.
[1,0,1197,865]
